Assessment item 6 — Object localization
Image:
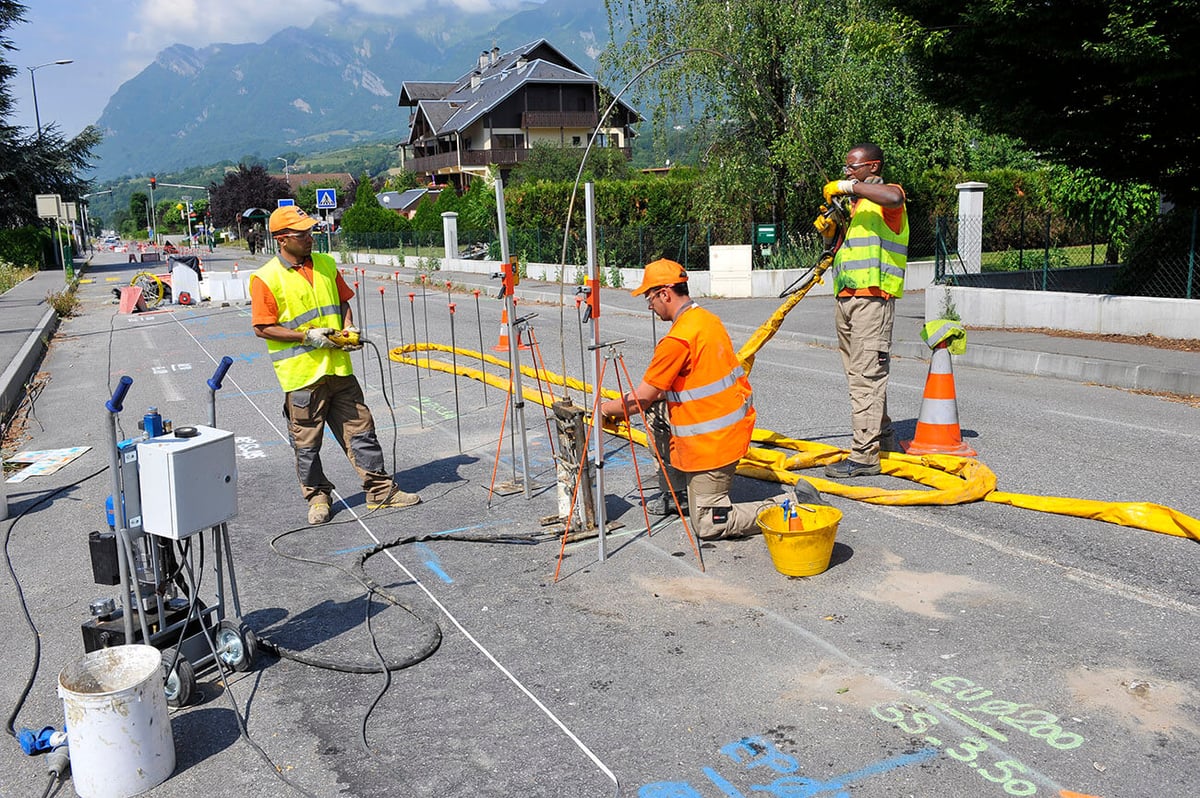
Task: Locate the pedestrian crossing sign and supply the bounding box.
[316,189,337,209]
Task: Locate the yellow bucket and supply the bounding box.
[756,504,842,577]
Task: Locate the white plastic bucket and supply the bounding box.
[58,645,176,798]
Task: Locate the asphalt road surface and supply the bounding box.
[1,250,1196,798]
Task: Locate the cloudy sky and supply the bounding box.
[7,0,529,137]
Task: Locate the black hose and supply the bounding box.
[3,466,108,738]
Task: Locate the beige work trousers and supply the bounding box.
[835,294,895,465]
[648,401,776,540]
[685,463,778,540]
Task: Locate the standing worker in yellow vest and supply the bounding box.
[821,142,909,478]
[250,206,419,525]
[599,259,807,539]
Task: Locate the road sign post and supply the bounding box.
[316,189,337,253]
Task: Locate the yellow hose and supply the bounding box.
[388,340,1199,542]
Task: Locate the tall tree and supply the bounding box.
[340,172,402,237]
[884,0,1199,203]
[603,0,989,236]
[207,164,290,228]
[0,1,101,230]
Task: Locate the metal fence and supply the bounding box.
[331,225,723,272]
[323,208,1198,300]
[933,211,1198,299]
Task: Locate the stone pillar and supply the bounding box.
[956,181,987,274]
[441,212,459,261]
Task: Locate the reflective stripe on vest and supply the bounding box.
[665,365,747,404]
[670,394,755,438]
[660,304,756,472]
[253,253,353,392]
[832,196,909,297]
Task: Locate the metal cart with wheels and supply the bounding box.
[89,357,257,706]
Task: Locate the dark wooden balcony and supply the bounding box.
[521,111,600,129]
[406,145,632,174]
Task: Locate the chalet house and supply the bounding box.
[398,40,640,188]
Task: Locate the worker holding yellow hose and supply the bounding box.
[599,259,813,539]
[822,142,909,479]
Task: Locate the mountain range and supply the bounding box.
[90,0,617,181]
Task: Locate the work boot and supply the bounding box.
[307,501,331,525]
[792,479,829,507]
[367,488,421,510]
[823,458,882,479]
[645,491,687,517]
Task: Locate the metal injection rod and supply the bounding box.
[495,177,534,498]
[378,287,395,406]
[584,182,608,560]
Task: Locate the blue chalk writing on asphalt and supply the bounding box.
[638,735,940,798]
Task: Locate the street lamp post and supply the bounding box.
[27,59,73,140]
[80,190,114,253]
[277,157,291,180]
[158,183,213,251]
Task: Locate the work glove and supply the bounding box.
[303,327,337,349]
[822,179,857,204]
[813,207,838,240]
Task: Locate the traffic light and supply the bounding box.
[150,176,156,189]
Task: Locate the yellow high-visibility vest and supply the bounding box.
[832,197,909,297]
[251,253,352,392]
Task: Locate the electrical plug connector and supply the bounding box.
[46,744,70,781]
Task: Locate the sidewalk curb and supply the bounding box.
[1,306,59,423]
[718,322,1200,398]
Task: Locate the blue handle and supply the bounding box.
[207,356,233,391]
[106,376,133,414]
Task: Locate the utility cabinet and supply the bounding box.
[138,425,237,539]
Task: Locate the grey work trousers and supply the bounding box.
[646,401,685,497]
[835,294,895,465]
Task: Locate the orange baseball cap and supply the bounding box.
[631,258,688,296]
[269,205,318,234]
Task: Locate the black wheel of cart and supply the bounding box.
[161,647,195,708]
[215,618,257,672]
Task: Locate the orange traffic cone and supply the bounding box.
[902,342,977,456]
[492,307,530,352]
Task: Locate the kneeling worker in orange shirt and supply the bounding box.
[599,259,813,539]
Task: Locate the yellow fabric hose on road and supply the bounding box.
[388,335,1199,542]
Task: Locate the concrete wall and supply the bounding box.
[927,285,1200,338]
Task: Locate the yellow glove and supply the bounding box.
[822,179,857,204]
[813,207,837,239]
